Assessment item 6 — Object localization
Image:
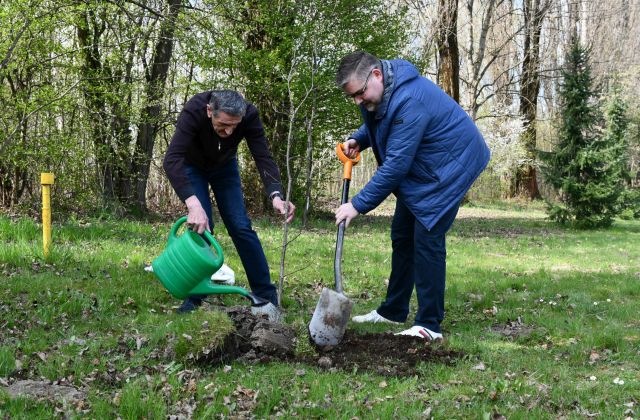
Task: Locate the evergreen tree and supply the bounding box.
[540,41,627,228]
[603,87,632,213]
[618,108,640,219]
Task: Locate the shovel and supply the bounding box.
[308,143,361,347]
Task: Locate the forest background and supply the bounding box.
[1,0,639,222]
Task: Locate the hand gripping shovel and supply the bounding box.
[309,143,361,347]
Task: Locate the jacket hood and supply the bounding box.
[372,59,420,119]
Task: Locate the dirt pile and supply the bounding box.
[304,331,462,377]
[218,306,296,364]
[209,307,462,376]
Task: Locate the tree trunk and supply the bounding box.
[515,0,548,199]
[436,0,460,103]
[303,97,316,229]
[131,0,181,214]
[76,7,118,203]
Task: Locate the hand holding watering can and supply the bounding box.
[152,216,225,299]
[151,217,281,320]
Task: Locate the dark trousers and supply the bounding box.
[376,201,459,332]
[185,159,278,306]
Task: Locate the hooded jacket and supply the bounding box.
[350,59,491,230]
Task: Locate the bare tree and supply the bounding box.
[461,0,522,120]
[278,32,315,305]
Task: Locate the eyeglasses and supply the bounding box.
[345,69,373,100]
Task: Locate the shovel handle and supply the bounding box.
[336,143,361,180]
[334,144,360,294]
[334,177,351,294]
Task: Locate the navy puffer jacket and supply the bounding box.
[350,59,490,230]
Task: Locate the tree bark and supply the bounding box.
[76,6,117,203]
[131,0,182,213]
[436,0,460,103]
[515,0,549,199]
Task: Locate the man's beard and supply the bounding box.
[363,102,377,112]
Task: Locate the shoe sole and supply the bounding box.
[352,317,401,324]
[418,329,443,341]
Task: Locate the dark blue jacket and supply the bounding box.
[350,60,490,230]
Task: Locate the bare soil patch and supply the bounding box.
[215,307,462,377]
[489,318,535,339]
[304,331,463,377]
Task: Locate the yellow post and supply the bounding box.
[41,173,55,259]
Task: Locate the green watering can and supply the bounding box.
[151,217,270,306]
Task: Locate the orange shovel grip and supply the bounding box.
[336,143,361,180]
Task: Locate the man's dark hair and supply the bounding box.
[209,90,247,117]
[336,51,381,88]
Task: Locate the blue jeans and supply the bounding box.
[376,201,460,333]
[185,159,278,306]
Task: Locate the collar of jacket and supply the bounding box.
[372,59,395,120]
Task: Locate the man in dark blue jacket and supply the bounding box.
[164,90,294,314]
[335,51,490,340]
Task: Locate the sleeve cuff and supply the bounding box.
[351,196,369,215]
[265,183,283,198]
[176,186,196,203]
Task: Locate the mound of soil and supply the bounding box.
[216,306,297,364]
[304,331,462,377]
[212,307,462,377]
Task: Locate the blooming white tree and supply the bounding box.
[478,116,527,183]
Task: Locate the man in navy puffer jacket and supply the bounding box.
[335,51,490,340]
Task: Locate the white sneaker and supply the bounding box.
[211,263,235,286]
[395,325,443,341]
[352,310,401,324]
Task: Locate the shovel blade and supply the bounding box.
[308,287,353,347]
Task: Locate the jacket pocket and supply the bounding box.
[408,161,440,182]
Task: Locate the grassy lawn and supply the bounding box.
[1,203,639,418]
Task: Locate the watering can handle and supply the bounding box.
[169,216,224,266]
[336,143,361,180]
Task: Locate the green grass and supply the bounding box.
[1,204,639,418]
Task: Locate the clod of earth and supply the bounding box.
[216,306,296,364]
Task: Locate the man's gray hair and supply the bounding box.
[336,51,381,88]
[209,90,247,117]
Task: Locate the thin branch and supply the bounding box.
[1,80,82,156]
